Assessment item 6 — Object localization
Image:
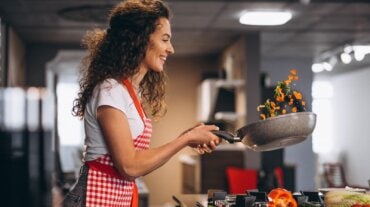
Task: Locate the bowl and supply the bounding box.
[318,187,367,195]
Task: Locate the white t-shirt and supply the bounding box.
[83,78,144,161]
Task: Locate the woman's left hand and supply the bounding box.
[180,123,221,154]
[193,141,218,154]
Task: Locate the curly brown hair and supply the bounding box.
[72,0,171,119]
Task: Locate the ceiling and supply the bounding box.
[0,0,370,62]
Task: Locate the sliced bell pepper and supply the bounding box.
[268,188,297,207]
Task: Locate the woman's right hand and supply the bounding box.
[179,123,221,154]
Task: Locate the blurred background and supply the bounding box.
[0,0,370,206]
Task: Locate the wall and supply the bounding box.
[221,36,247,130]
[261,57,316,191]
[142,55,219,206]
[25,43,80,86]
[221,34,262,169]
[329,67,370,186]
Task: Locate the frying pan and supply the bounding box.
[212,112,316,151]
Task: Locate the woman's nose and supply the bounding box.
[167,42,175,55]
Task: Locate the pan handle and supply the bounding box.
[212,130,241,143]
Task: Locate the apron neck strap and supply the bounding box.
[122,79,145,121]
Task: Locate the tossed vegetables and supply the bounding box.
[257,69,306,120]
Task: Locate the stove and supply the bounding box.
[207,190,324,207]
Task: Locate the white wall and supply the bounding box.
[329,67,370,186]
[261,57,316,191]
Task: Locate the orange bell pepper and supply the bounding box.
[267,188,297,207]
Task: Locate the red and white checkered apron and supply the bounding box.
[85,79,152,207]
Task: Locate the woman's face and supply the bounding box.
[142,17,175,72]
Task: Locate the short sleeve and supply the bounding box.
[96,79,132,115]
[83,78,144,161]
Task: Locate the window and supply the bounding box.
[312,81,333,153]
[56,75,84,146]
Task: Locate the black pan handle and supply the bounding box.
[212,130,241,143]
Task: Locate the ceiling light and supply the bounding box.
[354,50,365,61]
[313,43,369,72]
[311,62,333,73]
[340,52,352,64]
[353,45,370,61]
[322,62,333,71]
[58,5,112,23]
[312,63,324,73]
[239,11,292,26]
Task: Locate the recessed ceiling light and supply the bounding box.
[239,11,292,26]
[58,5,112,23]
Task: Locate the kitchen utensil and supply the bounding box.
[212,112,316,151]
[172,195,185,207]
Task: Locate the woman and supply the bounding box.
[62,0,221,206]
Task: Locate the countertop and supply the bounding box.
[172,194,208,207]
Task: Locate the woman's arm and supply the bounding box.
[97,105,220,180]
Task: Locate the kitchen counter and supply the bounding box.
[172,194,208,207]
[173,189,370,207]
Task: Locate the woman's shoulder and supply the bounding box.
[96,78,129,97]
[101,78,120,88]
[95,78,132,105]
[99,78,125,91]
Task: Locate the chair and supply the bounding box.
[226,167,258,194]
[323,162,369,190]
[274,166,284,188]
[323,163,347,188]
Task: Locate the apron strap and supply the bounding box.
[122,79,145,121]
[122,79,148,207]
[131,183,139,207]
